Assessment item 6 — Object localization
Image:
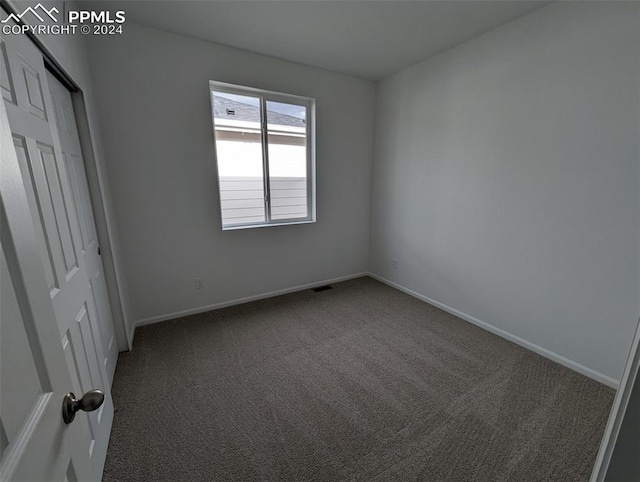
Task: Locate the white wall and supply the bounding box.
[86,24,375,327]
[7,0,131,349]
[370,1,640,383]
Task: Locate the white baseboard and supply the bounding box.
[368,273,620,389]
[127,323,136,348]
[133,272,369,329]
[130,270,619,389]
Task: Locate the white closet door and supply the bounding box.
[1,12,114,481]
[47,72,118,386]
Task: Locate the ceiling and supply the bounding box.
[84,1,552,80]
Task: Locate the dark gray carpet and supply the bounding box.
[103,277,614,481]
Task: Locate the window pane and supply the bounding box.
[266,101,308,221]
[212,91,266,226]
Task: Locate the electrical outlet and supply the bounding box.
[195,278,204,290]
[392,258,398,269]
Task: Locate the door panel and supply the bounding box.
[0,248,48,443]
[29,140,80,277]
[12,135,58,293]
[1,11,114,480]
[65,309,102,458]
[64,152,98,253]
[89,276,115,376]
[20,59,47,120]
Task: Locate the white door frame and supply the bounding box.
[590,316,640,481]
[1,0,131,351]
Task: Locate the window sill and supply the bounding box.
[221,219,316,231]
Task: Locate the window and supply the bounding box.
[210,81,315,230]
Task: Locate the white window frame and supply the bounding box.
[210,80,316,230]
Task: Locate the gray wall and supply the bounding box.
[369,1,640,382]
[86,24,375,328]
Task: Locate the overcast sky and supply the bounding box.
[214,92,306,120]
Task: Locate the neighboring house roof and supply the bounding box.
[213,95,305,128]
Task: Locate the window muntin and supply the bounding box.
[210,82,315,230]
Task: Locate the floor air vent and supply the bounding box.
[311,285,333,293]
